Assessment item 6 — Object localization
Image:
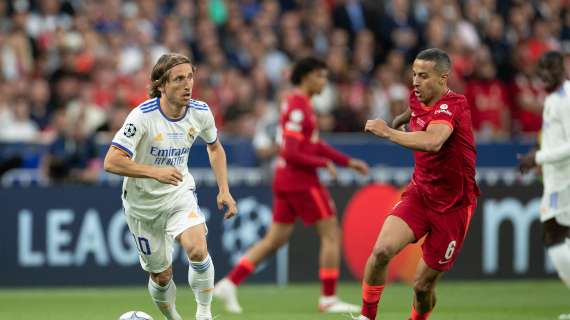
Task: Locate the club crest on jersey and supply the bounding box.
[153,133,163,141]
[124,123,136,137]
[188,127,197,138]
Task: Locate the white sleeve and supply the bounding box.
[198,107,218,144]
[111,110,146,157]
[536,100,570,164]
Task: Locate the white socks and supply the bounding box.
[548,241,570,288]
[148,278,182,320]
[188,254,215,315]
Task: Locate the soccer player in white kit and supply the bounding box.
[104,53,237,320]
[519,51,570,320]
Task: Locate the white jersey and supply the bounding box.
[537,81,570,192]
[111,98,217,220]
[537,81,570,224]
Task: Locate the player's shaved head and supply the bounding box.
[415,48,451,74]
[290,56,327,85]
[150,53,194,98]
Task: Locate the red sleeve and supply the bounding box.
[429,99,460,130]
[280,130,328,169]
[317,141,350,166]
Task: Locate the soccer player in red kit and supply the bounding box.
[214,57,369,314]
[354,48,480,320]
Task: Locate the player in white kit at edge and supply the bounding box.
[104,53,237,320]
[518,51,570,320]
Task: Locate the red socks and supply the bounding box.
[410,304,432,320]
[227,257,255,286]
[361,282,385,320]
[319,268,339,296]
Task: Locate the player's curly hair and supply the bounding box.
[149,53,193,98]
[290,56,327,85]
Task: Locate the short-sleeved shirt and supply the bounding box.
[111,98,217,220]
[408,90,479,213]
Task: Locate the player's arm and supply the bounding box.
[317,141,369,175]
[281,131,329,168]
[365,119,452,153]
[103,147,183,185]
[391,107,412,131]
[535,104,570,165]
[206,139,237,219]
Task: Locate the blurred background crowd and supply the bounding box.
[0,0,569,183]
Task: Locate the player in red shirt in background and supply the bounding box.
[355,48,480,320]
[214,57,369,314]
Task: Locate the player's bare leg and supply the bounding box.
[357,215,415,320]
[179,224,214,320]
[314,217,358,313]
[408,258,443,319]
[542,218,570,319]
[214,222,294,313]
[148,266,183,320]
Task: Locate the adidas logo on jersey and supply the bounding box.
[153,133,163,141]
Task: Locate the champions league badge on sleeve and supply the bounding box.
[124,123,137,137]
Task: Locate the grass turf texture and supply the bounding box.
[0,280,566,320]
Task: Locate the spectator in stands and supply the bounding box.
[465,47,511,141]
[42,108,100,184]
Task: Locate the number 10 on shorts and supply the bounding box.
[133,235,151,255]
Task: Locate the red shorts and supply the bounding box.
[273,186,335,225]
[391,185,475,271]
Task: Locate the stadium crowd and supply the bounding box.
[0,0,569,182]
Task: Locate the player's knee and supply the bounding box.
[543,219,569,247]
[320,230,339,247]
[151,269,172,287]
[413,278,436,296]
[371,244,397,265]
[186,245,208,261]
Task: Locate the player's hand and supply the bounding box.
[153,167,183,185]
[517,151,537,174]
[217,191,237,219]
[391,109,412,131]
[348,158,369,175]
[325,161,338,180]
[365,119,391,138]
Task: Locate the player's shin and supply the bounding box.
[188,254,215,316]
[547,241,570,288]
[148,278,182,320]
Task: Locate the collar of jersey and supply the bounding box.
[158,99,188,122]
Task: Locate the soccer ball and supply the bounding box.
[118,311,153,320]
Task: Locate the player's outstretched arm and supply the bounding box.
[206,139,237,219]
[365,119,452,153]
[103,146,183,185]
[391,108,412,131]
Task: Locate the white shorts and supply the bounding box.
[540,187,570,226]
[125,190,206,273]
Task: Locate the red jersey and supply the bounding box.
[408,90,480,213]
[273,91,350,192]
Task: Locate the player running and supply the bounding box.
[354,48,480,320]
[214,56,369,314]
[104,53,237,320]
[518,51,570,320]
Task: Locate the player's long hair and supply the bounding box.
[149,53,193,98]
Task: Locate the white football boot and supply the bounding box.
[318,295,360,313]
[213,278,243,314]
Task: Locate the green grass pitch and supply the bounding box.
[0,280,566,319]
